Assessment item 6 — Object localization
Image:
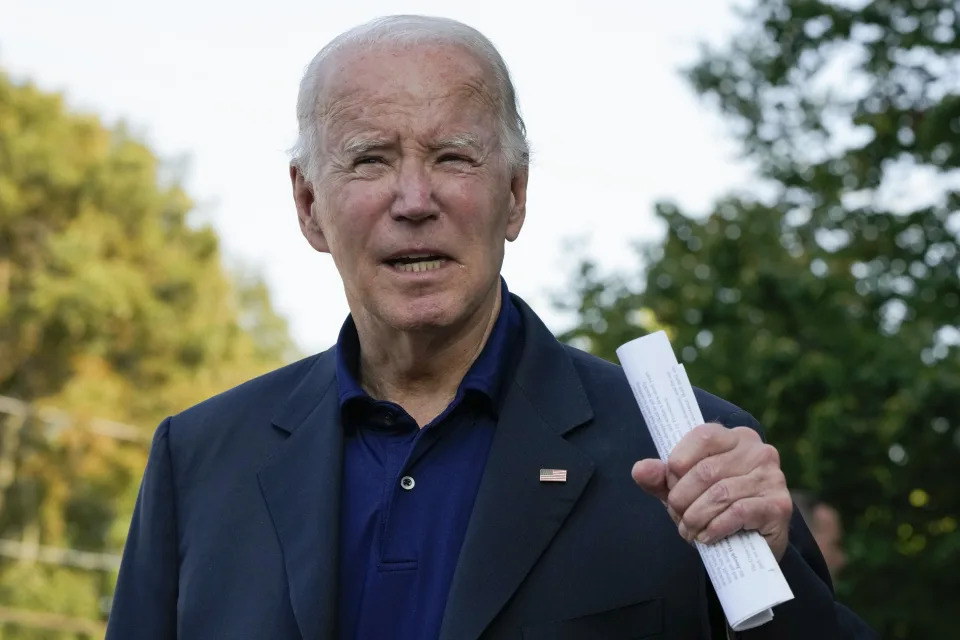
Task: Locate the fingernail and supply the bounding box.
[678,523,690,541]
[697,533,711,544]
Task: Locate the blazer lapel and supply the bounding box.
[258,351,343,640]
[439,299,597,640]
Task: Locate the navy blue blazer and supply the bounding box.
[107,295,875,639]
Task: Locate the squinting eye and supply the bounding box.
[438,154,473,164]
[355,156,385,166]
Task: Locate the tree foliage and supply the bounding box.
[0,68,297,636]
[560,1,960,637]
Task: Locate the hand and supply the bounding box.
[631,423,792,560]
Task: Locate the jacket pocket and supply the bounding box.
[521,597,662,640]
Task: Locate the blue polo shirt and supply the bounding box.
[335,281,522,640]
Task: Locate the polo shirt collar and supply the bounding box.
[335,278,520,416]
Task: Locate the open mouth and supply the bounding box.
[385,255,449,273]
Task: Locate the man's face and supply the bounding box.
[812,504,847,579]
[294,42,527,333]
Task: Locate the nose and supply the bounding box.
[389,159,439,223]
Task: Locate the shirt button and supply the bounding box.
[400,476,415,490]
[382,412,395,426]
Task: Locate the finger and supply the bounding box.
[695,493,793,548]
[676,466,770,537]
[668,424,748,480]
[666,439,779,516]
[631,459,668,502]
[666,503,681,525]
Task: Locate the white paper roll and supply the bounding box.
[616,331,794,631]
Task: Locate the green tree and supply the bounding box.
[0,68,298,636]
[560,1,960,637]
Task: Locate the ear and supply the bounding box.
[291,165,330,253]
[505,167,528,242]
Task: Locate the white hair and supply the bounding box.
[290,15,530,183]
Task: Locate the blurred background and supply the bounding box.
[0,0,957,637]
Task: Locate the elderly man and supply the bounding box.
[107,15,874,640]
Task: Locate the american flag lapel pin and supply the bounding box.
[539,468,568,483]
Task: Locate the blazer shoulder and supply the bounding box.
[561,344,758,428]
[167,349,334,446]
[560,345,643,421]
[691,387,759,428]
[561,344,628,391]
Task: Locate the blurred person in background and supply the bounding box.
[792,491,848,581]
[105,14,876,640]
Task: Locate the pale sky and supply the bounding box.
[2,0,752,353]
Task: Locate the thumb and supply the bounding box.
[631,458,669,502]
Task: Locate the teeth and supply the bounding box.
[396,259,444,272]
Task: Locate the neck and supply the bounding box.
[354,285,502,426]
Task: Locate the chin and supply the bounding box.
[387,308,459,332]
[365,282,492,333]
[373,296,456,331]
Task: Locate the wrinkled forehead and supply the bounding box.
[316,42,501,138]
